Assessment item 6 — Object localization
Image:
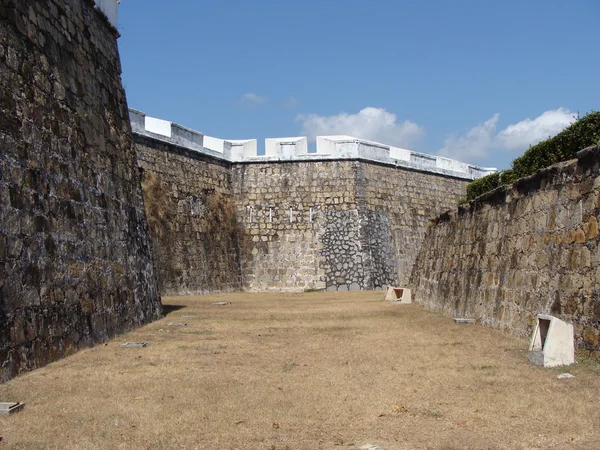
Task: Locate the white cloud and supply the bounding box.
[437,108,576,163]
[240,92,266,105]
[496,107,576,151]
[296,107,425,148]
[438,114,499,162]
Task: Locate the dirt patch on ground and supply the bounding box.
[1,291,599,449]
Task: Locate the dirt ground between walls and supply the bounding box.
[1,291,599,450]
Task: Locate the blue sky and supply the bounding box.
[117,1,599,170]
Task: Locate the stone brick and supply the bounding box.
[135,140,242,295]
[0,0,161,382]
[410,145,600,359]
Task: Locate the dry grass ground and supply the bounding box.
[1,291,600,450]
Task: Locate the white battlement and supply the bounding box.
[94,0,120,27]
[129,109,497,180]
[265,137,308,158]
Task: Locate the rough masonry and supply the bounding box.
[131,110,493,295]
[135,136,243,296]
[410,145,600,356]
[0,0,161,381]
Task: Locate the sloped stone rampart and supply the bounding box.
[0,0,161,381]
[410,145,600,356]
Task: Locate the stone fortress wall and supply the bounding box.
[0,0,161,381]
[410,145,600,355]
[135,136,243,296]
[131,110,495,294]
[4,0,597,382]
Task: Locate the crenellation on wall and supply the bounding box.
[265,136,308,158]
[131,110,497,180]
[132,109,475,294]
[93,0,119,28]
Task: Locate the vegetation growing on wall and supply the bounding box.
[141,171,177,240]
[466,111,600,201]
[140,169,245,293]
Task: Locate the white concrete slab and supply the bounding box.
[528,314,575,367]
[384,286,411,304]
[453,318,476,324]
[120,342,149,348]
[0,402,24,415]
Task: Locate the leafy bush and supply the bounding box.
[511,111,600,178]
[465,111,600,201]
[466,172,501,201]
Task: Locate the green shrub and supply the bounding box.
[512,111,600,177]
[466,172,501,201]
[466,111,600,200]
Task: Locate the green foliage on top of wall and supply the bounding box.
[466,170,518,201]
[465,111,600,201]
[511,111,600,178]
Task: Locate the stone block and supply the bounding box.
[528,314,574,367]
[120,342,149,348]
[453,318,476,324]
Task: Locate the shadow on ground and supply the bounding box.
[161,304,186,316]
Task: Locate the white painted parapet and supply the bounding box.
[316,136,358,158]
[129,109,497,180]
[265,137,308,158]
[203,136,230,155]
[229,139,258,161]
[145,116,172,138]
[389,146,411,162]
[94,0,120,27]
[129,108,145,135]
[130,109,209,156]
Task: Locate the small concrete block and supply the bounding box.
[557,373,575,379]
[384,286,411,304]
[182,315,197,318]
[0,402,24,415]
[120,342,149,348]
[453,318,476,324]
[528,314,575,368]
[167,322,187,327]
[213,302,231,306]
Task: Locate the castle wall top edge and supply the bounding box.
[129,108,497,180]
[94,0,120,27]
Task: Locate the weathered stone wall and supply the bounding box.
[232,161,469,292]
[0,0,161,381]
[361,163,469,286]
[410,146,600,355]
[232,161,359,291]
[135,138,243,295]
